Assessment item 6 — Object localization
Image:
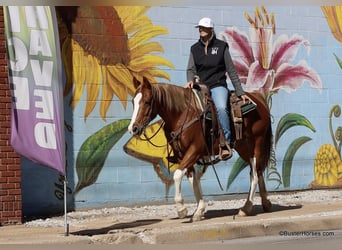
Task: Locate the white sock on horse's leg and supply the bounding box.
[174,169,188,218]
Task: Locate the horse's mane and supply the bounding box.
[151,83,190,113]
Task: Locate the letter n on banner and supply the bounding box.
[4,6,65,174]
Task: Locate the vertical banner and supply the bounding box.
[4,6,65,174]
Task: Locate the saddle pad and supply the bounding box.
[241,100,257,115]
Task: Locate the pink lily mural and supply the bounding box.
[220,6,323,189]
[219,6,322,104]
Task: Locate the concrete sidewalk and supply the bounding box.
[1,191,342,245]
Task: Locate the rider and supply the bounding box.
[185,17,250,160]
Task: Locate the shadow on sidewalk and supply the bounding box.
[203,203,303,219]
[71,219,162,236]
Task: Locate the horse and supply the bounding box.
[128,76,272,221]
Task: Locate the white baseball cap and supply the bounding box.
[195,17,214,28]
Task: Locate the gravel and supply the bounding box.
[25,189,342,228]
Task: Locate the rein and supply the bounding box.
[172,87,224,190]
[169,87,200,159]
[137,84,224,190]
[140,86,204,160]
[140,120,166,148]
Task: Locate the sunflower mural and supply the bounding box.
[56,6,174,194]
[322,6,342,71]
[310,6,342,188]
[123,119,181,194]
[220,6,322,189]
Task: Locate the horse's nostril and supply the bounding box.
[132,126,139,135]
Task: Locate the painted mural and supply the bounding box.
[56,6,174,194]
[311,6,342,188]
[124,6,323,192]
[220,6,323,189]
[19,5,342,214]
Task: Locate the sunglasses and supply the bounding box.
[198,26,212,30]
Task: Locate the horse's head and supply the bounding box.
[128,77,156,136]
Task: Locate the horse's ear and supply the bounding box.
[133,77,141,89]
[142,76,152,89]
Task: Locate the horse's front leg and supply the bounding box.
[173,168,188,219]
[238,157,258,216]
[173,147,202,220]
[188,169,206,221]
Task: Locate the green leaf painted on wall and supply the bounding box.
[334,53,342,69]
[275,113,316,146]
[226,157,248,190]
[282,136,312,188]
[74,119,131,194]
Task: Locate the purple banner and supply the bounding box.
[4,6,65,174]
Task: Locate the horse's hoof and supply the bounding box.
[262,199,272,212]
[238,201,253,216]
[237,209,248,217]
[192,210,204,221]
[177,207,188,219]
[192,214,202,222]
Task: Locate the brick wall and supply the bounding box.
[0,7,22,225]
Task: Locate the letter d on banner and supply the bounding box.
[4,6,65,174]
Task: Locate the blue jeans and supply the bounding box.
[210,86,231,144]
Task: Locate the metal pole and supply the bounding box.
[64,176,69,236]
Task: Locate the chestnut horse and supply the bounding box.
[128,77,272,221]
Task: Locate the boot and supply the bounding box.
[219,143,232,161]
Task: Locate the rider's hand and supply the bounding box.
[240,94,251,104]
[185,81,194,88]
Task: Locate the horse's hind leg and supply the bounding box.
[188,170,206,221]
[173,169,188,219]
[258,174,272,212]
[238,157,257,216]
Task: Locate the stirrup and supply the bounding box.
[219,144,232,161]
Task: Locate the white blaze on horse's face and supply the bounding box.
[128,92,142,134]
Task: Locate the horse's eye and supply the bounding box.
[145,101,152,106]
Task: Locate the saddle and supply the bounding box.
[193,83,219,142]
[193,84,256,151]
[167,83,256,165]
[230,91,244,140]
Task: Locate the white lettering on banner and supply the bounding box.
[7,37,28,72]
[34,89,54,120]
[7,6,58,150]
[7,6,20,32]
[31,60,53,86]
[25,6,49,29]
[34,122,57,149]
[11,76,30,110]
[29,30,52,57]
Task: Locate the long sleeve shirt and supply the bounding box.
[187,35,245,97]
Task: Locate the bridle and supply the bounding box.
[136,87,202,157]
[134,85,224,188]
[141,98,154,132]
[134,90,168,147]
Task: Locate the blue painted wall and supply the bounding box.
[21,6,342,216]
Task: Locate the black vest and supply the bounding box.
[191,36,228,89]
